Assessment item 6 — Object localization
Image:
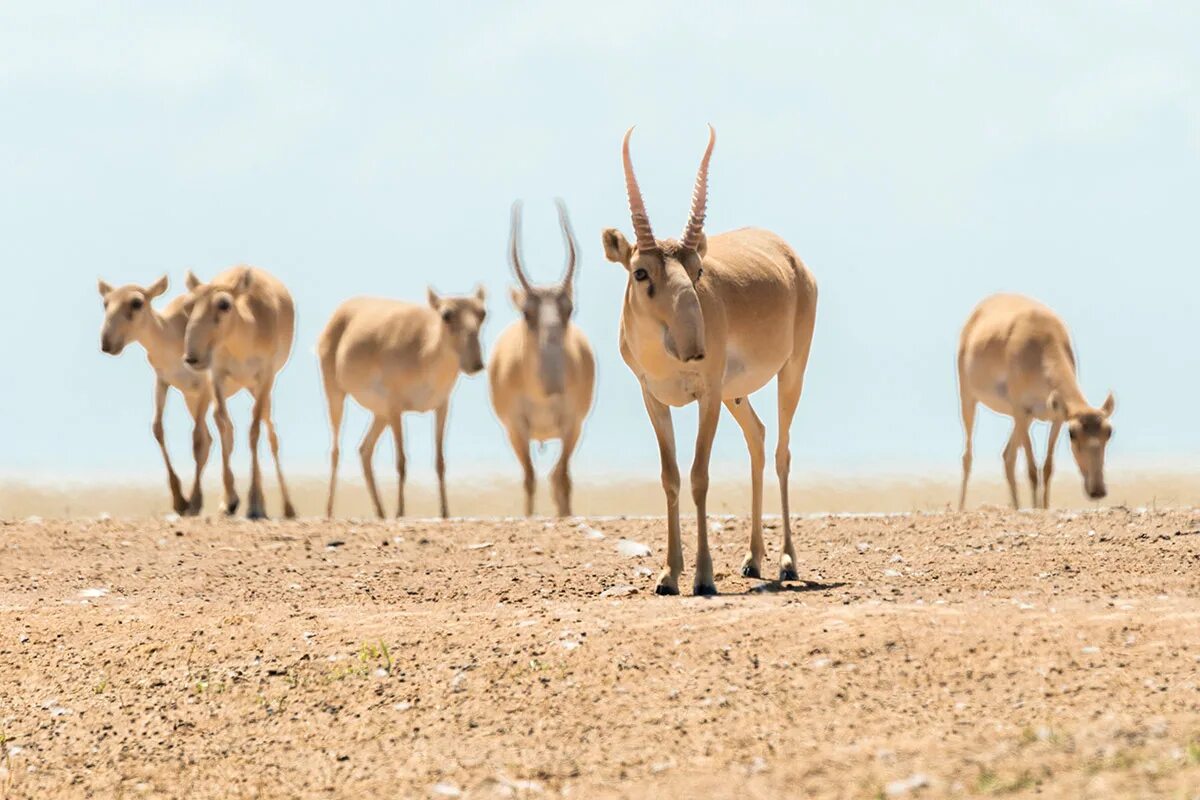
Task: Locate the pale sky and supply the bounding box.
[2,2,1198,483]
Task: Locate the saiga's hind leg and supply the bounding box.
[724,396,766,579]
[323,375,346,519]
[260,390,296,519]
[389,410,407,518]
[775,355,812,582]
[1002,412,1032,509]
[359,415,388,519]
[958,388,977,512]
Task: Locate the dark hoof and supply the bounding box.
[223,498,239,516]
[247,508,268,521]
[741,564,761,579]
[283,504,297,520]
[654,583,680,596]
[779,568,800,582]
[693,583,718,597]
[172,498,189,515]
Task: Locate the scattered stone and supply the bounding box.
[325,540,345,549]
[466,542,494,550]
[577,524,605,540]
[616,539,651,558]
[599,584,638,598]
[856,541,870,553]
[97,512,112,522]
[431,783,462,798]
[885,773,929,796]
[78,588,108,599]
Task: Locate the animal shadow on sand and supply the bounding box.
[735,579,845,596]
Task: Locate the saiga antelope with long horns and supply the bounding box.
[318,286,487,519]
[957,293,1115,510]
[97,275,213,516]
[602,126,818,595]
[183,266,297,520]
[488,199,596,517]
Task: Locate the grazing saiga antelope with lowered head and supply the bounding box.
[318,286,487,519]
[488,199,596,517]
[602,126,818,596]
[97,275,213,516]
[183,266,297,520]
[957,293,1116,510]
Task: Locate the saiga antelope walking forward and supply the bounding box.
[602,127,818,596]
[183,266,297,520]
[318,286,487,519]
[488,200,596,517]
[957,293,1115,510]
[97,275,213,515]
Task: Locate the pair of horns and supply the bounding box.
[622,124,715,253]
[509,198,577,293]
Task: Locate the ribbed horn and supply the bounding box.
[508,200,532,292]
[555,198,577,293]
[622,127,658,253]
[680,124,715,251]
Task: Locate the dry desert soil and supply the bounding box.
[2,508,1199,799]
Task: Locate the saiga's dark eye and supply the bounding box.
[130,297,144,310]
[442,310,454,323]
[216,297,231,312]
[634,269,648,281]
[696,268,703,280]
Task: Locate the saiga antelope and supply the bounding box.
[957,293,1115,510]
[488,199,596,517]
[602,126,818,595]
[318,286,487,519]
[97,275,213,515]
[183,266,297,520]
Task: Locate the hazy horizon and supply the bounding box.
[2,3,1198,489]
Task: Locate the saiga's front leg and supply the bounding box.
[690,392,722,596]
[186,391,212,516]
[434,401,450,519]
[211,375,239,516]
[151,378,188,514]
[551,420,581,518]
[640,386,682,595]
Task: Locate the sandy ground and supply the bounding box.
[2,507,1200,799]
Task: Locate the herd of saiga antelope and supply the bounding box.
[97,127,1117,596]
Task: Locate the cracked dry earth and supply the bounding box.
[1,508,1199,799]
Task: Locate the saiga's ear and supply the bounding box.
[426,286,441,309]
[693,232,708,258]
[234,267,253,293]
[509,286,526,311]
[98,279,113,299]
[1101,391,1115,418]
[474,283,487,303]
[145,274,169,300]
[601,228,632,269]
[184,270,202,291]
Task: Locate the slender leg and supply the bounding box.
[246,383,269,520]
[690,392,722,596]
[1021,423,1039,510]
[724,397,766,579]
[152,378,188,514]
[775,358,809,581]
[359,415,388,519]
[958,394,977,511]
[260,390,296,519]
[186,392,212,516]
[390,411,407,518]
[323,375,346,519]
[552,422,581,518]
[1003,413,1032,509]
[211,377,239,516]
[505,422,535,516]
[640,386,682,596]
[1042,420,1063,510]
[434,402,450,518]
